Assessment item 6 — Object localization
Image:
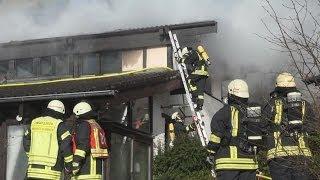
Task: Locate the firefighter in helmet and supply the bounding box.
[72,101,108,179]
[23,100,73,179]
[162,111,196,147]
[207,79,264,180]
[181,46,210,111]
[263,72,315,180]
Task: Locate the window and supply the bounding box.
[133,141,149,180]
[82,54,99,75]
[146,47,167,68]
[99,102,129,126]
[0,61,9,75]
[100,51,122,74]
[16,59,35,78]
[122,50,143,71]
[110,134,131,180]
[132,97,150,133]
[53,56,69,76]
[6,125,28,180]
[40,57,53,76]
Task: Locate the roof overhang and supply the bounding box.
[0,20,217,61]
[0,67,181,103]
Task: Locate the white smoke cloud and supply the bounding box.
[1,0,314,99]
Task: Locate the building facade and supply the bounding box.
[0,21,217,180]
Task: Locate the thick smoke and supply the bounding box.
[0,0,299,100]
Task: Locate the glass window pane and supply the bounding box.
[133,141,149,180]
[54,56,69,76]
[82,54,99,75]
[132,98,150,133]
[100,102,128,126]
[6,125,28,180]
[100,51,121,74]
[16,59,34,78]
[110,133,131,180]
[40,57,53,76]
[0,61,9,75]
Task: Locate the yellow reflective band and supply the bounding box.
[207,149,215,154]
[90,155,97,175]
[215,163,258,170]
[64,155,73,163]
[28,167,61,179]
[274,100,283,124]
[61,131,71,140]
[274,131,282,148]
[230,146,237,159]
[298,134,306,148]
[267,146,312,160]
[215,158,258,170]
[24,129,29,136]
[188,79,197,91]
[168,123,174,131]
[75,149,86,158]
[216,158,257,164]
[198,95,204,99]
[231,106,239,137]
[209,134,221,143]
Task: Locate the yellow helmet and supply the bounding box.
[47,100,65,114]
[73,102,92,116]
[227,79,249,98]
[276,72,296,87]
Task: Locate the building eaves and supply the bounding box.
[0,67,181,103]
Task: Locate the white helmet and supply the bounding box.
[228,79,249,98]
[181,47,191,57]
[73,102,92,116]
[47,100,65,114]
[171,111,181,120]
[276,72,296,87]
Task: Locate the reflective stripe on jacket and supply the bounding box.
[29,117,62,167]
[72,119,108,158]
[27,165,61,180]
[267,99,312,160]
[208,105,258,170]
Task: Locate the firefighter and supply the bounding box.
[207,79,264,180]
[263,72,315,180]
[23,100,73,179]
[162,111,196,147]
[72,101,108,179]
[181,46,210,111]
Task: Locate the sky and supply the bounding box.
[0,0,314,98]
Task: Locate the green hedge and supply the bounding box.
[153,134,212,180]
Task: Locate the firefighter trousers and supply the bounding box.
[189,75,207,110]
[216,170,256,180]
[268,157,313,180]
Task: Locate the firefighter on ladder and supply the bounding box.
[181,46,210,111]
[23,100,73,179]
[263,72,315,180]
[72,101,109,179]
[207,79,264,180]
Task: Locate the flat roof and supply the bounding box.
[0,20,217,61]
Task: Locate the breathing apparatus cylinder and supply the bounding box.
[197,45,211,66]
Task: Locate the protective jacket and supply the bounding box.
[23,110,73,180]
[72,114,108,180]
[207,99,263,171]
[263,88,314,160]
